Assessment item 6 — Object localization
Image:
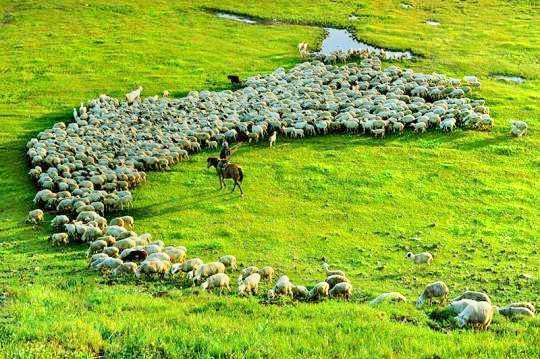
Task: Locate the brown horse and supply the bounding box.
[207,157,244,196]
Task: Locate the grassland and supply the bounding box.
[0,0,539,357]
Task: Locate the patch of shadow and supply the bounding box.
[391,314,420,324]
[1,12,15,27]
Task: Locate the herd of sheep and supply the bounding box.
[25,55,533,331]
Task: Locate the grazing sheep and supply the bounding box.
[26,209,44,224]
[452,291,491,304]
[241,266,259,279]
[410,122,427,134]
[103,246,120,258]
[322,263,345,277]
[405,252,433,265]
[219,255,237,271]
[257,266,275,281]
[193,262,226,284]
[505,302,535,313]
[50,232,69,246]
[273,275,294,297]
[269,131,277,147]
[498,306,535,318]
[455,301,494,330]
[96,258,123,273]
[51,215,70,230]
[416,281,449,308]
[369,292,407,305]
[87,239,108,256]
[291,285,310,300]
[89,253,109,268]
[201,273,231,293]
[164,246,186,263]
[147,252,171,262]
[176,258,204,273]
[114,238,137,251]
[329,282,352,300]
[325,275,350,289]
[309,282,330,301]
[112,262,138,277]
[238,273,261,296]
[137,259,171,279]
[371,128,385,139]
[126,86,142,104]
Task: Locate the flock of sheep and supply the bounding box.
[25,55,533,331]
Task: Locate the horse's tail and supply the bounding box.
[237,167,244,183]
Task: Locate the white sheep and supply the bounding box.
[410,122,427,134]
[455,300,494,330]
[112,262,138,277]
[510,120,528,137]
[498,306,535,318]
[416,281,449,308]
[87,239,108,256]
[329,282,352,300]
[102,246,120,258]
[96,258,123,273]
[201,273,231,293]
[405,252,433,265]
[147,252,171,262]
[447,299,477,314]
[193,262,226,284]
[369,292,407,305]
[273,275,294,297]
[325,275,350,289]
[174,258,203,273]
[50,232,69,246]
[238,273,261,296]
[164,246,186,263]
[51,215,70,230]
[291,285,310,300]
[26,209,44,224]
[126,86,142,104]
[219,255,237,271]
[137,259,171,278]
[257,266,275,281]
[309,282,330,301]
[298,42,309,58]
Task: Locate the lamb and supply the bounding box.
[241,266,259,279]
[201,273,231,293]
[455,300,494,330]
[269,131,277,147]
[126,86,142,104]
[369,292,407,305]
[416,281,449,308]
[112,262,138,277]
[322,263,345,277]
[440,118,456,132]
[50,232,69,246]
[405,252,433,265]
[26,209,44,224]
[298,42,309,58]
[329,282,352,300]
[257,266,275,281]
[273,275,294,297]
[219,255,237,271]
[325,275,350,289]
[309,282,330,301]
[238,273,261,296]
[193,262,226,284]
[371,128,385,138]
[452,291,491,304]
[51,215,70,230]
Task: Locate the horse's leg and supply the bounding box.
[231,179,237,193]
[237,182,244,197]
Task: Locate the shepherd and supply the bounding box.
[207,157,244,196]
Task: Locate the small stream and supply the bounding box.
[213,10,413,60]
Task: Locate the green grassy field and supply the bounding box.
[0,0,539,357]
